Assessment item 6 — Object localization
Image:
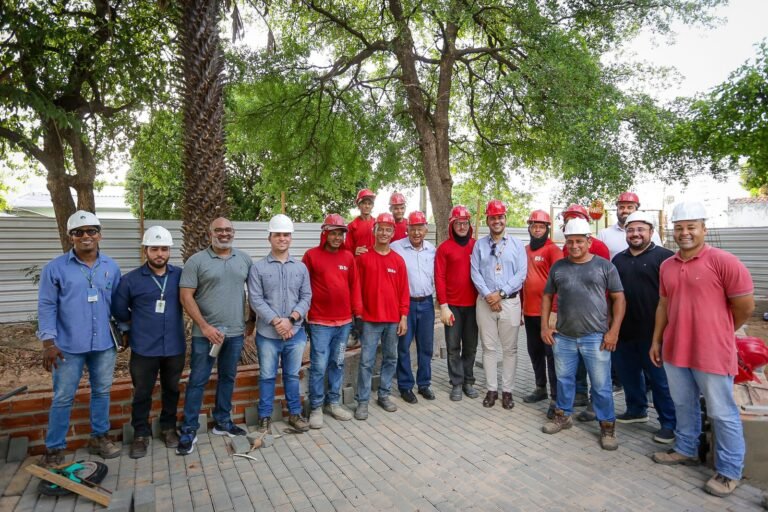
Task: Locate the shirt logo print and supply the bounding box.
[534,256,544,262]
[338,265,348,271]
[387,268,397,274]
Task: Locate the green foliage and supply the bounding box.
[451,181,531,228]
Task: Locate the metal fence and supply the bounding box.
[1,215,762,323]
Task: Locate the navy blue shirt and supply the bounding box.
[112,263,186,357]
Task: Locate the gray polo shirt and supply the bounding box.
[248,253,312,339]
[180,247,252,337]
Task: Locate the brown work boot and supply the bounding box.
[288,414,309,432]
[482,391,498,408]
[652,449,699,466]
[88,435,121,459]
[129,436,149,459]
[704,473,740,497]
[501,392,514,410]
[542,409,573,434]
[257,416,272,434]
[40,448,64,468]
[599,421,618,451]
[161,428,179,448]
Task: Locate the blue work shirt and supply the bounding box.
[470,234,528,298]
[390,238,436,298]
[37,250,121,354]
[248,253,312,339]
[112,263,186,357]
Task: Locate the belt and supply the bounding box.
[502,291,519,300]
[410,296,432,302]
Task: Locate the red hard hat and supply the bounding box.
[374,212,396,227]
[735,336,768,384]
[407,211,427,225]
[321,213,347,231]
[562,204,590,221]
[356,188,376,204]
[617,192,640,206]
[527,210,551,225]
[485,199,507,216]
[450,205,471,221]
[389,192,406,206]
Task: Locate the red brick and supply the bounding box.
[0,412,48,430]
[9,396,45,414]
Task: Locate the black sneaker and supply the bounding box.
[523,387,548,403]
[653,427,675,444]
[616,412,649,424]
[212,423,246,437]
[176,432,197,456]
[418,387,436,400]
[400,390,418,404]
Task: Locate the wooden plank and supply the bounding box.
[24,464,110,507]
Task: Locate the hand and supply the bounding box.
[485,291,502,307]
[355,246,368,256]
[649,341,663,367]
[541,326,557,346]
[397,316,408,336]
[352,316,364,338]
[440,305,454,326]
[601,331,618,352]
[548,312,557,330]
[42,344,64,372]
[490,302,502,313]
[202,324,225,345]
[274,318,293,340]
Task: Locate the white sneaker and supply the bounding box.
[309,407,323,429]
[324,403,353,421]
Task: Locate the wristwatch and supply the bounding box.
[499,290,507,299]
[289,316,298,325]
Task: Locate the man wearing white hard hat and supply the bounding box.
[248,214,312,433]
[611,212,676,445]
[37,210,122,466]
[597,192,662,260]
[540,217,625,451]
[177,217,253,455]
[112,226,185,458]
[651,202,754,498]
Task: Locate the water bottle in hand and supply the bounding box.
[209,326,227,358]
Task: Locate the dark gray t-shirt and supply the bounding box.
[544,256,623,337]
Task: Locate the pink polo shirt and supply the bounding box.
[659,244,753,375]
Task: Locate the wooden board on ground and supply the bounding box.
[25,464,110,507]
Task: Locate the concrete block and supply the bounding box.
[106,488,133,512]
[0,435,9,460]
[271,401,283,422]
[261,434,273,448]
[151,417,161,439]
[122,423,134,444]
[245,406,258,427]
[198,414,208,433]
[6,437,28,462]
[246,431,274,449]
[372,374,381,392]
[231,436,251,455]
[134,485,156,512]
[342,386,355,406]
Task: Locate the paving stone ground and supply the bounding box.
[1,326,766,511]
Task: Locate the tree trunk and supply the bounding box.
[42,125,76,251]
[178,0,229,261]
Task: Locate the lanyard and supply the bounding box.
[490,238,507,261]
[78,261,101,288]
[151,274,168,300]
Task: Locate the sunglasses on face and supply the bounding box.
[69,228,100,237]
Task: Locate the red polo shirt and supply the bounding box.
[523,240,563,316]
[659,244,753,375]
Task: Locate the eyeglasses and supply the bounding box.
[491,242,497,257]
[69,228,100,237]
[212,227,234,234]
[626,227,649,234]
[454,221,470,228]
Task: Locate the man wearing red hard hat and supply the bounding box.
[389,192,408,241]
[470,199,527,410]
[344,188,376,256]
[597,192,661,260]
[435,205,480,401]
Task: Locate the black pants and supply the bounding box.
[445,305,478,386]
[523,315,557,399]
[130,351,185,437]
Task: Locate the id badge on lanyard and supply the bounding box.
[152,274,169,314]
[87,287,99,302]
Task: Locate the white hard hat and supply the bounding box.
[67,210,101,232]
[670,201,707,223]
[268,214,294,233]
[142,226,173,247]
[625,211,655,229]
[563,217,592,236]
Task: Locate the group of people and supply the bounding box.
[36,189,754,500]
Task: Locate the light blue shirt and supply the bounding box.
[248,253,312,339]
[390,238,436,298]
[37,250,121,354]
[470,233,527,298]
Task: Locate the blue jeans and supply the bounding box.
[397,298,435,391]
[614,339,676,430]
[46,348,117,449]
[552,333,615,422]
[181,335,244,433]
[308,323,350,409]
[257,330,306,417]
[355,322,398,403]
[664,363,744,480]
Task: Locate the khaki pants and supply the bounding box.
[476,295,521,393]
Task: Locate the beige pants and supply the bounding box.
[476,295,521,393]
